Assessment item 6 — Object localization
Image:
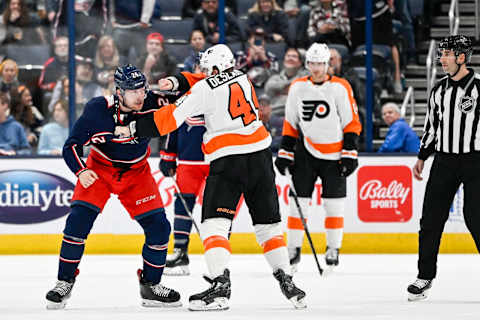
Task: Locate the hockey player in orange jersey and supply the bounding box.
[274,43,362,272]
[114,44,306,311]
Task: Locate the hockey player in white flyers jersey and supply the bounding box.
[115,44,306,311]
[274,43,362,271]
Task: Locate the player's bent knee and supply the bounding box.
[201,217,231,240]
[254,222,283,245]
[138,212,171,245]
[63,205,99,240]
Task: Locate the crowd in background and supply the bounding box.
[0,0,429,156]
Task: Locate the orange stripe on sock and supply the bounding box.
[287,216,306,230]
[325,217,344,229]
[262,235,286,253]
[203,235,231,253]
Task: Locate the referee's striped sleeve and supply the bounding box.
[418,87,438,160]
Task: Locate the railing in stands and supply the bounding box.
[476,0,479,41]
[449,0,460,35]
[400,86,416,128]
[426,39,437,97]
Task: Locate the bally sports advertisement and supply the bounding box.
[0,156,475,254]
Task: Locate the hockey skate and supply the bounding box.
[273,269,307,309]
[189,269,231,311]
[164,248,190,276]
[45,269,79,310]
[137,269,182,307]
[407,278,433,301]
[288,247,301,273]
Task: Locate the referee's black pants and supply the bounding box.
[418,152,480,280]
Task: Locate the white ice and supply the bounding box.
[1,254,479,320]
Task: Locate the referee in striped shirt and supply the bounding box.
[408,35,480,301]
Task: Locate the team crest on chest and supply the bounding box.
[458,95,476,113]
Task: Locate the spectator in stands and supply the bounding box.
[48,0,108,58]
[264,47,307,109]
[392,0,417,64]
[95,35,125,87]
[192,0,245,44]
[378,102,419,153]
[138,32,177,85]
[247,0,290,45]
[328,47,342,76]
[0,0,46,46]
[258,93,283,154]
[0,59,20,93]
[236,28,279,88]
[37,99,68,155]
[183,30,206,73]
[9,85,44,146]
[306,0,350,48]
[109,0,156,59]
[347,0,403,94]
[47,76,68,113]
[182,0,238,18]
[0,91,30,155]
[38,35,69,91]
[74,57,103,112]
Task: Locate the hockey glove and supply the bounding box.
[159,151,177,177]
[275,149,294,175]
[338,151,358,177]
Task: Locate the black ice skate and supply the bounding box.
[188,269,231,311]
[164,248,190,276]
[273,269,307,309]
[325,246,339,267]
[288,247,301,273]
[46,269,79,310]
[137,269,182,307]
[407,278,433,301]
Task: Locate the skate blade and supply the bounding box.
[408,291,429,302]
[291,264,298,274]
[188,297,229,311]
[163,265,190,276]
[322,265,337,276]
[289,296,307,309]
[141,299,182,308]
[46,300,67,310]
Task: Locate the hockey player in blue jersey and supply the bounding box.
[45,64,182,309]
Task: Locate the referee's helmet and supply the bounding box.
[437,35,473,63]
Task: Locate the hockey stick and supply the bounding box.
[286,168,323,275]
[169,176,202,236]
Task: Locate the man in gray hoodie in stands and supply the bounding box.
[264,47,308,111]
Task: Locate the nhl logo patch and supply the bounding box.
[458,96,476,113]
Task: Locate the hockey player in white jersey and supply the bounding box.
[274,43,362,271]
[115,44,306,311]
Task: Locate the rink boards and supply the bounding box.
[0,156,476,254]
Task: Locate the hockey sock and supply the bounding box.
[58,205,98,281]
[255,223,291,275]
[58,235,85,281]
[173,194,196,249]
[287,196,310,248]
[323,198,345,249]
[138,213,171,284]
[201,218,231,278]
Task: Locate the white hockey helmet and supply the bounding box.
[199,44,236,76]
[305,43,331,64]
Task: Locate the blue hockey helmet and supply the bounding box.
[114,64,147,92]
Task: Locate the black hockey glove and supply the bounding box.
[159,151,177,177]
[338,132,359,178]
[275,135,297,175]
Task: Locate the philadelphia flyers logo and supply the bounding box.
[302,100,330,121]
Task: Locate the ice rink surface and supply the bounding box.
[1,254,478,320]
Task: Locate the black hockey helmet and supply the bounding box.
[437,35,473,63]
